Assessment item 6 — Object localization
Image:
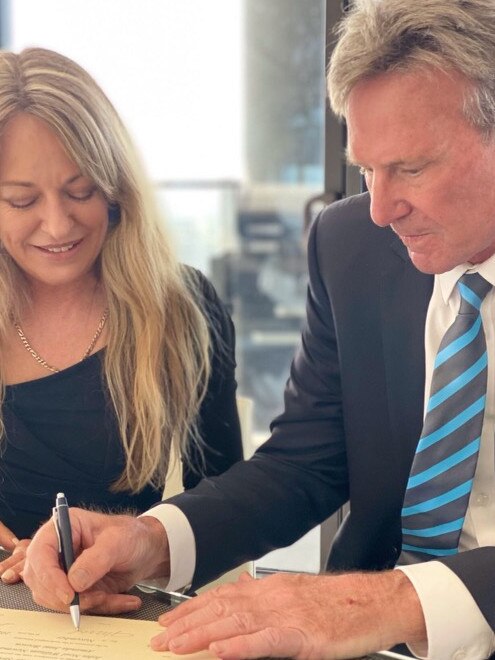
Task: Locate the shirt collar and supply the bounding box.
[438,253,495,305]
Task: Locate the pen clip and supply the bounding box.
[52,507,62,554]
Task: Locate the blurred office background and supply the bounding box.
[0,0,356,575]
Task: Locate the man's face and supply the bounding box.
[346,67,495,274]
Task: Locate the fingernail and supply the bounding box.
[123,597,141,610]
[169,635,185,650]
[71,568,90,590]
[1,569,15,583]
[11,536,19,545]
[212,643,226,656]
[150,635,168,651]
[56,589,72,605]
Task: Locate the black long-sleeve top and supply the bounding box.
[0,272,242,539]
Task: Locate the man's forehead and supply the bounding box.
[344,67,474,162]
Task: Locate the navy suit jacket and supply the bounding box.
[168,192,495,632]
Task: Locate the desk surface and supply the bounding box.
[0,551,415,658]
[0,548,181,621]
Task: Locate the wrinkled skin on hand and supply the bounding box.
[152,570,426,659]
[23,508,170,616]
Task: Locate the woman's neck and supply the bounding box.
[25,274,103,317]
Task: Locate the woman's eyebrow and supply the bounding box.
[0,174,84,188]
[0,180,35,188]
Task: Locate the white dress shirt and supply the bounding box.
[399,254,495,659]
[144,255,495,658]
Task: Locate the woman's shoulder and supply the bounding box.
[180,265,229,317]
[180,265,235,352]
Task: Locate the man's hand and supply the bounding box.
[23,509,170,616]
[153,570,426,659]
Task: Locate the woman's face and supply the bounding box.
[0,112,109,289]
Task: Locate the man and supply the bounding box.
[23,1,495,657]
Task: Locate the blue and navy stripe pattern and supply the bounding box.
[401,272,491,557]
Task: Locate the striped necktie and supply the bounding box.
[401,272,491,557]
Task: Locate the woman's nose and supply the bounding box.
[38,196,75,240]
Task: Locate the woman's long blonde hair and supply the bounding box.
[0,47,211,492]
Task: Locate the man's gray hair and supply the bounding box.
[328,0,495,135]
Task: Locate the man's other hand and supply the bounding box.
[154,570,426,659]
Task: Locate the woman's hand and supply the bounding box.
[0,520,30,584]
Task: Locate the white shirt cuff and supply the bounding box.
[397,562,495,659]
[139,503,196,592]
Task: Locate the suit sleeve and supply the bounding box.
[167,215,350,589]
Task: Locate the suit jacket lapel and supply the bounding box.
[380,235,434,480]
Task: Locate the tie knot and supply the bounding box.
[457,272,492,315]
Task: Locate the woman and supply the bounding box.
[0,47,242,580]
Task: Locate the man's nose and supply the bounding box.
[368,174,411,227]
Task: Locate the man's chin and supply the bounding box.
[407,249,453,275]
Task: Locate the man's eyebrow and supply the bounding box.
[344,152,418,169]
[344,147,356,166]
[344,148,370,167]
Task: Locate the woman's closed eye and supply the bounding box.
[65,186,97,202]
[2,195,38,209]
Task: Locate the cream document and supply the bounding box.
[0,608,216,659]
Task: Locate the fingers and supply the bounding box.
[0,539,30,583]
[68,511,168,592]
[25,508,169,617]
[26,509,127,596]
[67,534,132,593]
[153,610,303,659]
[27,568,77,613]
[0,520,19,551]
[155,609,268,654]
[209,627,304,660]
[160,582,241,627]
[157,586,282,655]
[154,576,309,658]
[24,519,74,611]
[24,582,140,616]
[27,573,142,617]
[78,590,142,616]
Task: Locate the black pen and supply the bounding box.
[53,492,80,630]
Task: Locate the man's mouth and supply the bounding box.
[398,233,431,251]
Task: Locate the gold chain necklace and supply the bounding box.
[14,308,109,374]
